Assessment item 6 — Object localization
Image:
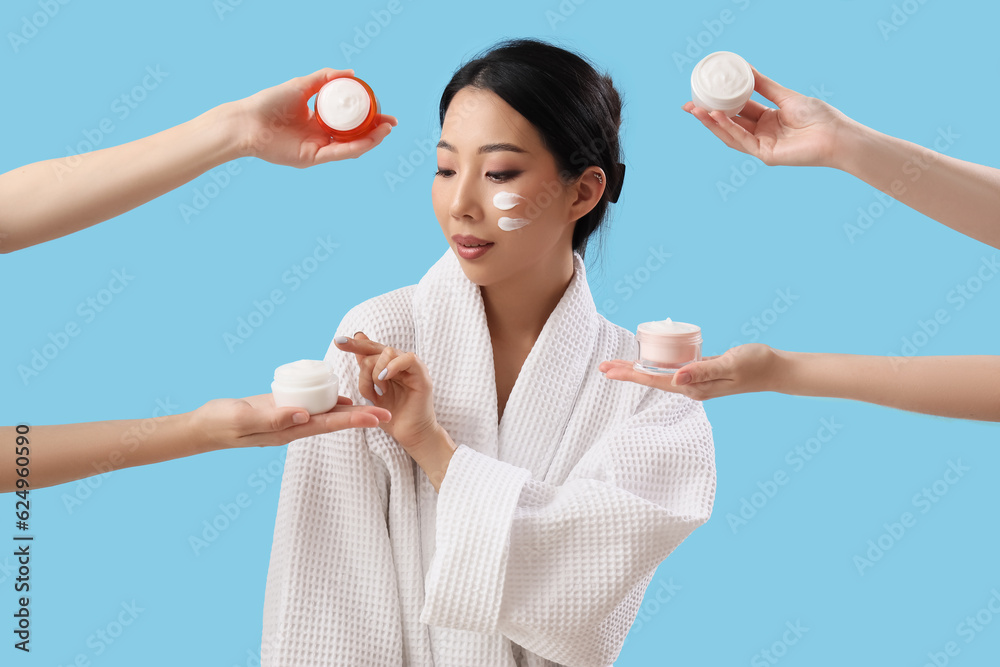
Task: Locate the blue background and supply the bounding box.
[3,0,999,665]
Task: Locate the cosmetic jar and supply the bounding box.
[271,359,340,414]
[633,319,702,375]
[690,51,754,117]
[315,76,380,142]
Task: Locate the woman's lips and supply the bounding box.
[452,233,494,260]
[452,234,492,246]
[455,240,494,260]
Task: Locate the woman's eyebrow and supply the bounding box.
[437,140,527,154]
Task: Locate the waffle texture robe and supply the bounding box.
[261,249,716,667]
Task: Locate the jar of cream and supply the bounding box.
[271,359,340,414]
[633,319,702,375]
[315,76,380,142]
[690,51,754,117]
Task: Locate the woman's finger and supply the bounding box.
[315,122,394,163]
[371,346,399,397]
[673,358,729,387]
[686,105,746,153]
[299,67,355,95]
[250,406,389,446]
[334,332,385,356]
[737,98,770,122]
[709,111,762,157]
[751,66,797,107]
[729,114,757,134]
[601,363,690,394]
[598,359,634,372]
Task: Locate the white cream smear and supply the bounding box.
[316,78,370,131]
[493,191,531,231]
[498,217,531,231]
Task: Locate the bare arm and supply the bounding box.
[1,394,390,492]
[0,105,238,252]
[774,351,1000,422]
[834,122,1000,249]
[601,346,1000,423]
[0,68,397,254]
[684,69,1000,249]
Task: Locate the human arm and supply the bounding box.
[0,68,397,253]
[684,68,1000,249]
[600,344,1000,422]
[1,394,390,492]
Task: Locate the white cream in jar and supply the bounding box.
[271,359,340,414]
[690,51,754,117]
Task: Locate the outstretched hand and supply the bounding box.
[683,67,853,168]
[192,393,391,450]
[599,343,781,401]
[232,67,398,167]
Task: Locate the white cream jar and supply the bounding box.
[690,51,754,116]
[271,359,340,414]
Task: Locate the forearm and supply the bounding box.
[775,351,1000,422]
[0,103,244,253]
[1,412,219,492]
[835,121,1000,249]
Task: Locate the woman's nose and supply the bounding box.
[449,173,483,221]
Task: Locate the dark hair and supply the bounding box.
[439,38,624,258]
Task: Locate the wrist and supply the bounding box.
[185,407,229,455]
[829,117,878,174]
[203,100,252,162]
[404,423,456,491]
[767,348,798,395]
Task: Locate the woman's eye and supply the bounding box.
[487,170,521,183]
[434,168,455,177]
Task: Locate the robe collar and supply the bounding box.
[412,249,600,478]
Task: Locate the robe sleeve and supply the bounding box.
[419,388,716,667]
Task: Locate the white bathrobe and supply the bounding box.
[261,249,716,667]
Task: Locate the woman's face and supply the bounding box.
[432,87,602,288]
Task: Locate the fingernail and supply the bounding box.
[334,335,349,344]
[377,368,388,381]
[374,384,383,397]
[675,373,691,386]
[293,412,309,424]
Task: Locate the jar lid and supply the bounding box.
[316,78,372,131]
[274,359,338,388]
[691,51,754,109]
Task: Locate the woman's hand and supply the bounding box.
[191,393,391,451]
[229,67,398,167]
[333,332,441,451]
[683,67,856,169]
[599,343,782,401]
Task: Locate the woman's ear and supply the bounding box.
[567,166,607,222]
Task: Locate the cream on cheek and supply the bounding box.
[492,191,532,231]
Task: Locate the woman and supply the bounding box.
[601,66,1000,422]
[261,40,716,666]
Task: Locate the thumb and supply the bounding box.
[300,67,354,96]
[751,66,797,107]
[672,358,724,386]
[267,406,311,433]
